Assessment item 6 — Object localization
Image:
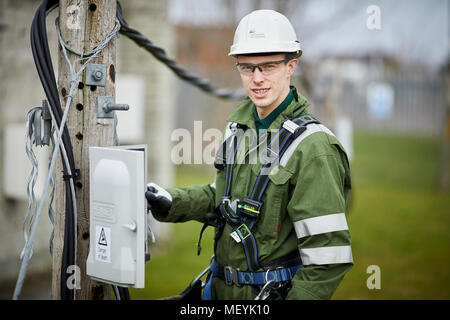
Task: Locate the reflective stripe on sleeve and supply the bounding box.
[299,245,353,265]
[293,213,348,238]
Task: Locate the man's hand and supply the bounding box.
[146,182,172,219]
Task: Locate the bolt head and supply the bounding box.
[92,70,103,81]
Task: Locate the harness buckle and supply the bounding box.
[221,197,231,206]
[282,119,307,139]
[282,119,299,133]
[264,268,283,289]
[236,223,251,240]
[224,266,241,286]
[237,198,262,219]
[220,197,242,224]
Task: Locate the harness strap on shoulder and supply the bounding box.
[249,115,320,203]
[214,122,246,171]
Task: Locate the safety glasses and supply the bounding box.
[236,59,290,76]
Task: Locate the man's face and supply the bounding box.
[236,54,298,117]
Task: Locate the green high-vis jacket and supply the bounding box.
[156,87,353,299]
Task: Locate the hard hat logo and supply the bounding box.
[229,9,302,57]
[249,29,265,39]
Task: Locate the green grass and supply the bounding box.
[130,131,450,300]
[333,132,450,299]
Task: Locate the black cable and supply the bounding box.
[31,1,75,169]
[116,2,246,101]
[115,286,130,300]
[30,0,76,300]
[61,181,75,299]
[119,287,130,300]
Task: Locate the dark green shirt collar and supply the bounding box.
[227,86,309,130]
[253,89,294,131]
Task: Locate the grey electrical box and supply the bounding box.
[87,145,148,288]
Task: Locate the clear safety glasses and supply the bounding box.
[236,59,290,76]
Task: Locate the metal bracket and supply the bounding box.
[86,63,107,87]
[97,96,129,119]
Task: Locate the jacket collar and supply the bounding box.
[227,86,310,130]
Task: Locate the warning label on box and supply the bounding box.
[95,225,111,263]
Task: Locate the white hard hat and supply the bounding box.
[229,9,302,57]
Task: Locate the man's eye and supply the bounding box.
[263,64,277,71]
[241,65,253,71]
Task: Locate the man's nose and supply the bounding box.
[252,67,264,83]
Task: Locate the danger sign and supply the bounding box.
[98,228,108,246]
[95,225,111,263]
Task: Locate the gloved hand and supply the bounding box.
[145,182,172,219]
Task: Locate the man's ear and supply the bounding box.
[287,59,299,76]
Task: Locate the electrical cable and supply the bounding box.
[13,53,75,300]
[115,1,246,101]
[47,127,56,255]
[113,286,130,300]
[22,106,57,258]
[13,0,78,300]
[33,0,78,300]
[22,107,42,260]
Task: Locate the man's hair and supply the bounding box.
[284,52,299,61]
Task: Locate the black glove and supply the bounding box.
[145,182,172,219]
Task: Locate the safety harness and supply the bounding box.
[199,114,320,299]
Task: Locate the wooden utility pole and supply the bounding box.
[53,0,117,299]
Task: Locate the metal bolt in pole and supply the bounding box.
[92,70,103,81]
[103,102,129,113]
